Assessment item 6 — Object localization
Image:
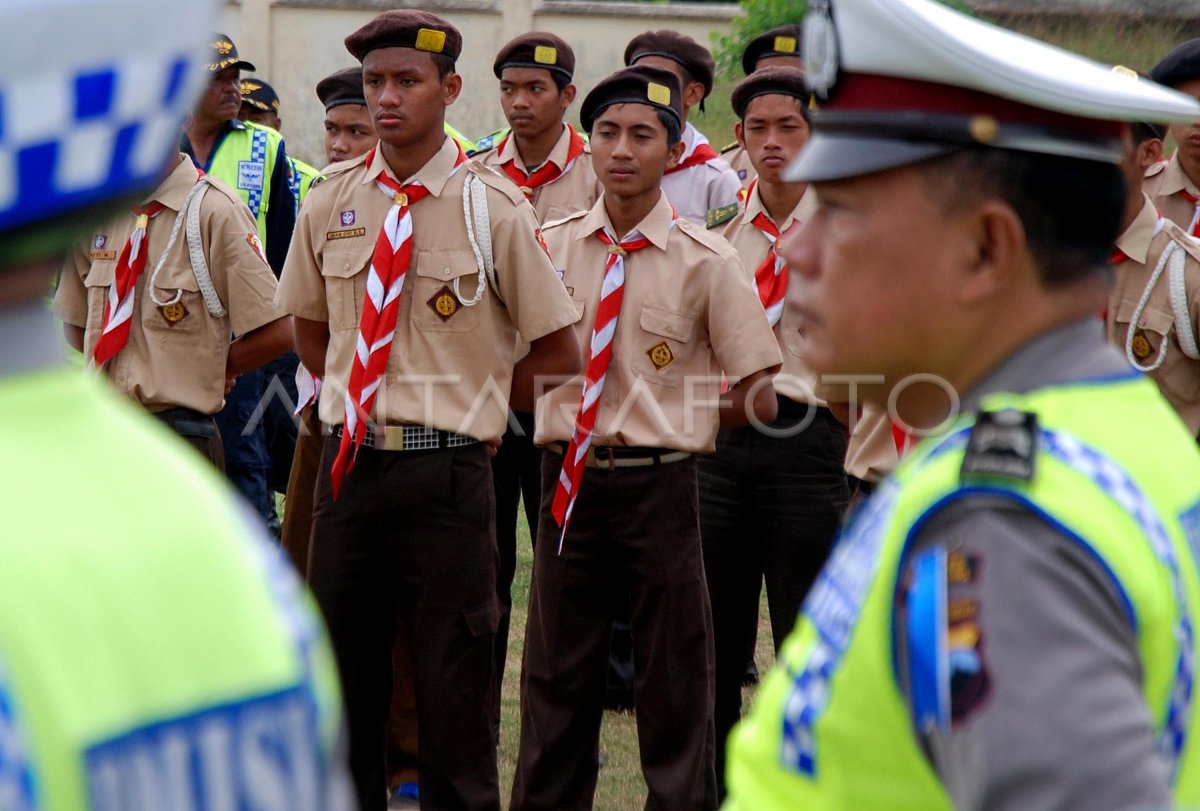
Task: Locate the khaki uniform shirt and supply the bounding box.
[1144,154,1200,235]
[661,123,742,225]
[276,137,578,441]
[721,183,825,406]
[476,124,600,223]
[721,142,757,190]
[535,191,783,453]
[844,405,899,482]
[54,154,282,415]
[1107,193,1200,437]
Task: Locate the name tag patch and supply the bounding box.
[326,227,366,241]
[237,160,265,192]
[90,250,117,260]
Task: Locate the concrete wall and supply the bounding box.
[218,0,739,166]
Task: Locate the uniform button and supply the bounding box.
[444,267,451,278]
[345,262,352,271]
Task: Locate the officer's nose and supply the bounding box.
[780,215,820,280]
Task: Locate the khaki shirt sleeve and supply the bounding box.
[205,193,282,338]
[706,249,783,381]
[489,189,578,343]
[276,194,329,322]
[53,245,91,328]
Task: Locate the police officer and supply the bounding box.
[0,0,353,806]
[511,65,783,811]
[699,66,849,800]
[720,25,804,191]
[1108,73,1200,439]
[275,11,582,810]
[624,31,741,225]
[54,151,292,469]
[1147,39,1200,236]
[725,0,1200,808]
[240,78,322,210]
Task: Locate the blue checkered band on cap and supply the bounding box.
[0,0,215,235]
[0,657,37,811]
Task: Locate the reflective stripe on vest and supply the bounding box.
[725,373,1200,809]
[206,122,279,246]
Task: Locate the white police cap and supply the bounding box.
[787,0,1200,183]
[0,0,214,241]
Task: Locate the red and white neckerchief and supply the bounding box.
[329,143,466,498]
[1179,189,1200,237]
[665,124,719,176]
[748,188,794,327]
[498,125,586,199]
[91,201,168,367]
[891,423,917,458]
[551,226,660,549]
[294,365,321,416]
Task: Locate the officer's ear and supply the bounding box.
[667,137,686,169]
[735,121,745,149]
[561,83,577,108]
[443,71,462,106]
[958,198,1025,305]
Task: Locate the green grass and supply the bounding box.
[496,513,777,810]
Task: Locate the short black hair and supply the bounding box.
[658,108,682,146]
[1132,121,1166,145]
[922,147,1123,287]
[431,52,455,79]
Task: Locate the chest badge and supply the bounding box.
[1131,330,1153,361]
[159,301,189,326]
[429,286,459,321]
[647,341,675,371]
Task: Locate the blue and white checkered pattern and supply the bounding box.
[0,51,199,234]
[246,128,268,220]
[0,657,37,811]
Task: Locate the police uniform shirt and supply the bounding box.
[476,123,600,222]
[722,143,757,190]
[720,183,827,406]
[534,190,782,453]
[1108,193,1200,436]
[661,122,742,224]
[54,154,283,415]
[276,136,578,441]
[895,319,1172,810]
[1144,153,1200,234]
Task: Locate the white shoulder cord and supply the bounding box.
[455,170,501,306]
[146,177,227,317]
[1125,239,1200,371]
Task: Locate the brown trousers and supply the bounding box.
[283,409,421,791]
[309,437,500,811]
[511,454,718,811]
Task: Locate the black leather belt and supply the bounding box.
[548,442,691,469]
[152,407,217,439]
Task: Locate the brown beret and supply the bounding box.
[494,32,575,82]
[731,66,811,119]
[316,67,366,111]
[624,30,714,100]
[580,66,684,134]
[345,10,462,63]
[1151,38,1200,89]
[741,25,803,75]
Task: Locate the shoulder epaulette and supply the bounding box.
[319,150,370,178]
[678,216,738,257]
[542,209,589,232]
[719,140,740,155]
[706,203,739,230]
[960,409,1037,481]
[1145,160,1168,178]
[467,161,526,205]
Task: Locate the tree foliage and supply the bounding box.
[712,0,976,78]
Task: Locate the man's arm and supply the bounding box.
[720,366,782,428]
[510,325,581,412]
[63,323,84,353]
[293,316,330,380]
[226,315,293,378]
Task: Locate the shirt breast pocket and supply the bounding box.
[321,241,373,332]
[411,248,483,334]
[1115,297,1200,401]
[82,260,117,335]
[143,266,204,336]
[636,305,697,389]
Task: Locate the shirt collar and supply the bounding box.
[498,124,573,172]
[577,191,676,251]
[1160,152,1200,197]
[144,153,201,212]
[1115,194,1163,264]
[745,182,816,232]
[362,136,462,197]
[0,300,64,376]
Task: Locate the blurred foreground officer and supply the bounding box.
[1147,39,1200,236]
[275,10,581,809]
[511,66,782,811]
[240,78,322,210]
[0,0,354,807]
[700,66,849,800]
[724,0,1200,808]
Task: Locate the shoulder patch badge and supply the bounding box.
[961,409,1037,481]
[706,203,738,230]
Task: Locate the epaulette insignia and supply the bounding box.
[961,409,1037,481]
[706,203,738,229]
[720,140,739,154]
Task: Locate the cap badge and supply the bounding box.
[1111,65,1139,80]
[774,35,798,55]
[969,115,1000,145]
[803,0,840,100]
[647,82,672,106]
[534,46,558,65]
[647,341,675,371]
[415,28,447,54]
[240,80,260,95]
[214,38,233,55]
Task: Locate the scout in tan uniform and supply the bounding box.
[473,29,601,740]
[843,403,901,498]
[55,153,291,468]
[1146,39,1200,236]
[510,66,782,811]
[1108,108,1200,437]
[720,25,804,193]
[624,31,741,225]
[698,68,850,801]
[320,67,377,165]
[275,11,581,811]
